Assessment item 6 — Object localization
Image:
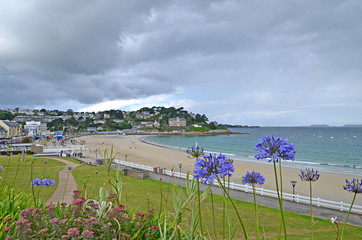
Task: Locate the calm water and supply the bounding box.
[144,127,362,176]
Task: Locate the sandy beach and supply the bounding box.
[79,134,362,206]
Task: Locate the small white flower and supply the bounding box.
[330,217,337,224]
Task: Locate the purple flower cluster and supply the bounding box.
[254,136,295,162]
[0,165,4,172]
[31,178,55,187]
[93,158,103,165]
[242,171,265,186]
[194,153,234,184]
[343,179,362,193]
[299,168,320,182]
[187,145,204,158]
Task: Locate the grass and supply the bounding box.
[72,164,362,239]
[40,140,49,146]
[0,155,65,201]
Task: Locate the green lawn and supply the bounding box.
[0,155,65,201]
[72,164,362,239]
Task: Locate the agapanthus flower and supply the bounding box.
[187,145,204,158]
[299,168,320,182]
[242,171,265,186]
[31,178,42,186]
[343,179,362,193]
[194,153,234,184]
[31,178,55,187]
[0,165,4,172]
[254,136,295,162]
[41,179,55,187]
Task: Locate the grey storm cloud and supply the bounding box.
[0,0,361,125]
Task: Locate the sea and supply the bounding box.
[144,127,362,176]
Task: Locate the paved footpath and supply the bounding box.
[44,157,80,205]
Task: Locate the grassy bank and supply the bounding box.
[0,155,65,201]
[72,164,362,239]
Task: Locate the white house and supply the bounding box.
[24,120,48,137]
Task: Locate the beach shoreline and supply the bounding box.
[79,134,362,205]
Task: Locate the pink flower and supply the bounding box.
[38,228,48,234]
[19,208,32,217]
[4,217,12,223]
[152,225,159,232]
[82,229,95,236]
[85,217,96,225]
[72,199,85,206]
[61,219,68,224]
[12,218,29,226]
[67,228,79,237]
[73,190,83,195]
[49,218,60,224]
[45,203,55,209]
[3,227,11,232]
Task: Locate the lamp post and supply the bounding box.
[125,154,128,169]
[178,163,183,178]
[291,180,297,202]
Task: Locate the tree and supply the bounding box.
[48,118,64,131]
[0,111,14,120]
[208,122,216,130]
[66,109,74,115]
[65,117,77,127]
[21,137,31,143]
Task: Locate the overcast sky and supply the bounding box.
[1,0,361,126]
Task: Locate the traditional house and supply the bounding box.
[0,120,22,137]
[168,117,187,127]
[0,126,7,138]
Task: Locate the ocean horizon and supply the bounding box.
[144,127,362,176]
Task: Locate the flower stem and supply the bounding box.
[30,161,37,208]
[273,160,287,240]
[211,190,217,240]
[253,183,259,240]
[310,181,313,240]
[223,178,226,240]
[11,155,21,188]
[341,192,357,240]
[217,178,248,239]
[197,181,203,235]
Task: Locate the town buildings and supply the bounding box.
[0,120,22,137]
[24,120,48,137]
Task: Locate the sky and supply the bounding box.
[1,0,361,126]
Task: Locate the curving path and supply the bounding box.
[42,157,80,205]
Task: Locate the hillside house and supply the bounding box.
[168,117,187,127]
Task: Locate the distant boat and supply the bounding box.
[330,136,334,139]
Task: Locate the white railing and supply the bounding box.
[113,159,362,214]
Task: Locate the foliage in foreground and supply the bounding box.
[3,190,168,240]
